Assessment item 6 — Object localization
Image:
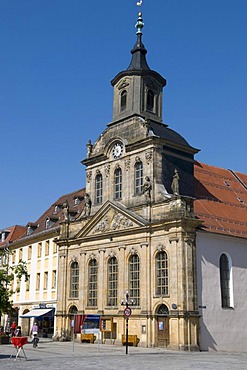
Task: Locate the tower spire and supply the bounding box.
[111,0,166,123]
[127,3,150,71]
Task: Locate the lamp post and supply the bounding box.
[121,291,134,355]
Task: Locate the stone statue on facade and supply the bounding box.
[79,193,92,219]
[86,140,93,158]
[143,176,152,201]
[171,169,180,195]
[62,201,69,221]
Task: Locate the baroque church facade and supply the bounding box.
[56,12,201,350]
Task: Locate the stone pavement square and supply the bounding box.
[0,340,247,370]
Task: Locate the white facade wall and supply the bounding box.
[196,231,247,352]
[10,238,58,336]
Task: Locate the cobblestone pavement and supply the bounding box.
[1,339,247,370]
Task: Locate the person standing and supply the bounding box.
[31,322,39,348]
[10,321,17,337]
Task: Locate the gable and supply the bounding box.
[76,201,147,238]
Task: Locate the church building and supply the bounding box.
[56,10,202,350]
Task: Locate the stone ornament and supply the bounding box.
[145,150,152,164]
[171,169,180,195]
[71,256,78,263]
[109,251,116,258]
[62,202,69,221]
[130,247,137,255]
[117,79,129,90]
[89,253,96,260]
[157,244,164,252]
[86,171,92,183]
[92,211,134,234]
[86,140,92,158]
[79,193,92,219]
[135,156,141,163]
[143,176,152,201]
[125,158,131,171]
[105,164,110,177]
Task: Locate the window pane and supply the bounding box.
[95,175,103,204]
[147,90,154,112]
[220,254,230,308]
[70,262,79,298]
[129,254,140,306]
[135,162,143,195]
[156,251,168,296]
[114,168,122,200]
[88,259,98,306]
[120,90,127,111]
[108,257,118,306]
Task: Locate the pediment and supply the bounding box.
[76,201,147,238]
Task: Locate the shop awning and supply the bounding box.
[20,308,54,318]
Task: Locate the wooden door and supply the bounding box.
[157,316,169,347]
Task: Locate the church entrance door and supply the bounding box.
[156,304,169,347]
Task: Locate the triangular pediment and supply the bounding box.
[76,201,148,238]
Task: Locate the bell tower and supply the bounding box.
[111,12,166,124]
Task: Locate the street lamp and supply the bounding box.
[121,291,134,355]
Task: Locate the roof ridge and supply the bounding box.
[228,169,247,192]
[196,161,247,177]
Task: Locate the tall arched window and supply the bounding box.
[156,251,168,296]
[88,259,98,307]
[135,161,143,195]
[114,167,122,199]
[70,261,79,298]
[220,253,233,308]
[129,254,140,306]
[146,89,154,112]
[107,257,118,306]
[120,90,127,111]
[95,173,103,204]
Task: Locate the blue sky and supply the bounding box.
[1,0,247,228]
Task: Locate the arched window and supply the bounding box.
[69,305,78,315]
[135,161,143,195]
[156,251,168,296]
[220,253,233,308]
[156,304,169,316]
[88,259,98,307]
[70,261,79,298]
[95,173,103,204]
[147,89,154,112]
[129,254,140,306]
[120,90,127,111]
[114,167,122,199]
[107,257,118,306]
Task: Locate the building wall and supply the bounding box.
[56,198,200,350]
[10,237,58,336]
[196,231,247,352]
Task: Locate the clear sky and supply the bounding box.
[1,0,247,229]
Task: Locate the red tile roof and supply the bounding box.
[194,162,247,238]
[0,225,26,248]
[0,189,86,245]
[27,188,86,235]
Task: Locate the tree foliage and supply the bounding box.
[0,251,28,317]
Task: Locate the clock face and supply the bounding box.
[112,143,123,159]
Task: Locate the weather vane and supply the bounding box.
[135,0,144,34]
